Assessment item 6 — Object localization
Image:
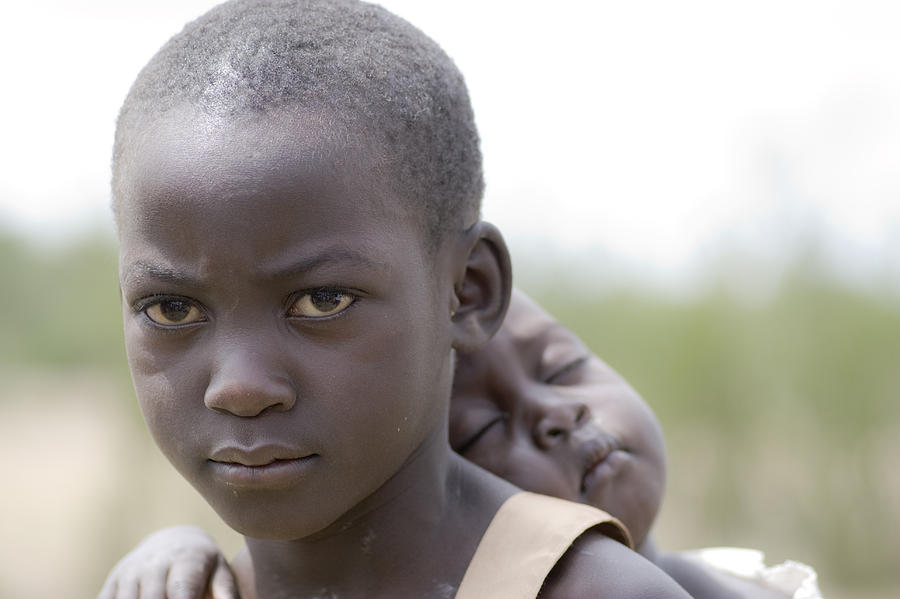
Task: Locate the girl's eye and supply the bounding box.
[144,299,205,326]
[288,288,355,318]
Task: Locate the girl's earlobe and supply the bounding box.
[450,221,512,354]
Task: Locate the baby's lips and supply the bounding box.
[578,434,618,484]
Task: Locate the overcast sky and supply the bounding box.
[2,0,898,288]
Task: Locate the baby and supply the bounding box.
[104,0,689,598]
[101,290,822,599]
[449,290,820,599]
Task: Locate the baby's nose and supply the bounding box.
[532,399,590,449]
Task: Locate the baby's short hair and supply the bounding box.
[113,0,482,245]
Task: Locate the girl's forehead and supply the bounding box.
[124,111,381,196]
[114,103,450,263]
[116,113,425,281]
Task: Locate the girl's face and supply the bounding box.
[449,291,666,547]
[117,111,458,541]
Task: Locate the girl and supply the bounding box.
[101,291,821,599]
[106,0,688,597]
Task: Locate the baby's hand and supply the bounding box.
[98,525,238,599]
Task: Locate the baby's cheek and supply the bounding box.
[496,448,577,501]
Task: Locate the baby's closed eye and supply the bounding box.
[542,355,589,385]
[454,413,507,454]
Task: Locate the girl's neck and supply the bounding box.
[242,434,516,599]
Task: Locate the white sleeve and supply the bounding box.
[681,547,823,599]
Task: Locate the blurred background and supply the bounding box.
[1,1,898,597]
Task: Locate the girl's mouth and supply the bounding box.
[208,444,318,488]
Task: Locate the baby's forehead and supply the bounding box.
[502,295,591,360]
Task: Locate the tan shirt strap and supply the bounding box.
[454,492,633,599]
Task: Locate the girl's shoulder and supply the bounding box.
[456,491,688,599]
[541,531,693,599]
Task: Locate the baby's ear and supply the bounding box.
[449,221,512,353]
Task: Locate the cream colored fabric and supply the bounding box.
[454,491,631,599]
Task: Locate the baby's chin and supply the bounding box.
[583,453,662,547]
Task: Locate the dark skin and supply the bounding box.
[450,290,667,549]
[114,106,689,598]
[449,291,787,599]
[102,290,785,599]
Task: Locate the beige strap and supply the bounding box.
[454,492,632,599]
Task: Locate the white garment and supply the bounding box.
[682,547,823,599]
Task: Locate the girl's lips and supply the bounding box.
[209,455,318,488]
[208,444,318,488]
[209,444,309,466]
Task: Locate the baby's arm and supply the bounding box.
[98,526,238,599]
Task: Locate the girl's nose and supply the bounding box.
[532,397,590,449]
[204,343,296,417]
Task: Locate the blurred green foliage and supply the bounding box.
[528,265,900,594]
[0,227,127,375]
[532,273,900,439]
[1,225,897,595]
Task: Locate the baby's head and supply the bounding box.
[113,0,510,541]
[450,290,667,547]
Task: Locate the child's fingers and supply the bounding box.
[209,555,241,599]
[97,562,147,599]
[117,586,138,599]
[137,573,168,599]
[96,577,117,599]
[166,556,216,599]
[105,580,138,599]
[113,560,166,599]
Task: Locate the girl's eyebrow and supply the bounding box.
[122,248,388,287]
[122,262,199,287]
[456,414,506,455]
[544,355,589,384]
[262,248,388,280]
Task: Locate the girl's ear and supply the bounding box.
[449,221,512,353]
